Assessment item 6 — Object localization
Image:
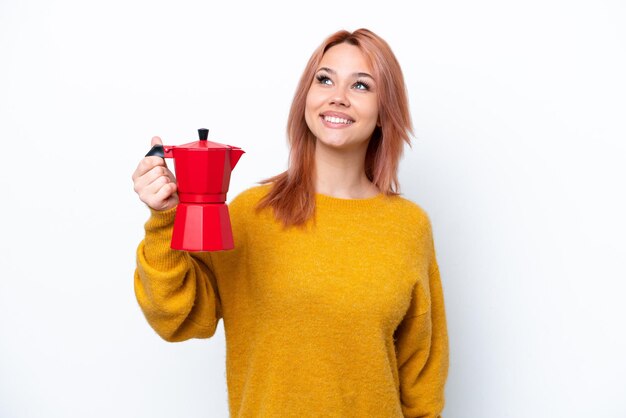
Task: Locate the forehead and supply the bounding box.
[319,43,373,74]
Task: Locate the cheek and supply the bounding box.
[304,91,319,127]
[305,88,321,111]
[353,94,378,121]
[364,101,379,126]
[369,99,380,124]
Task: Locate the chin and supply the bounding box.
[317,138,363,151]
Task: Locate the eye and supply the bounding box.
[353,80,370,91]
[316,74,332,85]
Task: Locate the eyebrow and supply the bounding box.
[316,67,374,80]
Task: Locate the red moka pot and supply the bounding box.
[146,128,244,251]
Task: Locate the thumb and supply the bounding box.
[151,136,163,147]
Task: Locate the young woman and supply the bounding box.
[132,28,449,417]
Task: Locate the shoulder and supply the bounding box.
[228,183,272,212]
[386,195,438,258]
[385,194,433,229]
[224,184,273,240]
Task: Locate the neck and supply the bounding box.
[313,141,380,199]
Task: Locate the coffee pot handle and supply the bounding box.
[145,145,165,158]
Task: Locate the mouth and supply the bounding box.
[320,112,354,126]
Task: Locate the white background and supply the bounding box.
[1,1,625,417]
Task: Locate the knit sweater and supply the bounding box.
[134,184,449,418]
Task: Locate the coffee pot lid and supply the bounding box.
[175,128,240,150]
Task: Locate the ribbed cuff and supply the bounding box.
[145,206,177,230]
[141,205,187,270]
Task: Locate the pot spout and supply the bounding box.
[230,148,245,170]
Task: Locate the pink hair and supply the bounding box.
[256,28,413,227]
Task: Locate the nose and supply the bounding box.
[329,88,350,107]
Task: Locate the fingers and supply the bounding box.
[133,164,166,192]
[132,136,179,211]
[132,156,166,181]
[136,169,179,210]
[132,137,172,181]
[152,182,179,210]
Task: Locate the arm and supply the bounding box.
[394,226,449,417]
[134,207,222,342]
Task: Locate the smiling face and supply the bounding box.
[304,43,379,152]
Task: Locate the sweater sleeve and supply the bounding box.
[394,222,450,417]
[134,206,222,342]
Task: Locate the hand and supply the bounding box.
[132,136,179,211]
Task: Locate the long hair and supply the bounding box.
[256,28,413,228]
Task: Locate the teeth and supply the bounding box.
[324,115,353,124]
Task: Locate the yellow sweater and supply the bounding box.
[134,184,449,417]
